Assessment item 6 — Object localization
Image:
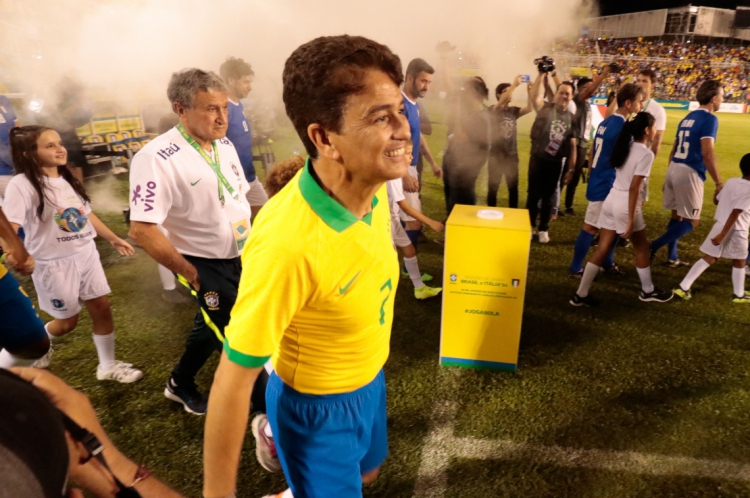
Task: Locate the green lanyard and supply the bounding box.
[177,124,237,206]
[644,99,651,112]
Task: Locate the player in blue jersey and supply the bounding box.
[569,83,644,277]
[220,57,268,221]
[650,79,725,266]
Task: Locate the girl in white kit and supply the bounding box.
[2,125,142,382]
[675,153,750,303]
[571,112,673,306]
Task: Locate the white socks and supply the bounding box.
[576,263,600,297]
[680,259,711,291]
[92,332,116,371]
[403,256,424,288]
[636,267,654,294]
[158,264,176,291]
[45,322,58,342]
[281,490,294,498]
[0,349,35,368]
[732,267,746,298]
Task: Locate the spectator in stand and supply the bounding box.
[0,94,19,199]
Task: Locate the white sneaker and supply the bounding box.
[538,231,550,244]
[31,345,53,369]
[96,360,143,383]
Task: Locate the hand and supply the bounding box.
[431,165,443,179]
[185,264,200,291]
[622,221,633,240]
[402,174,419,193]
[428,220,445,233]
[4,251,35,275]
[111,238,135,256]
[716,182,724,196]
[711,233,726,246]
[562,170,574,186]
[513,75,522,87]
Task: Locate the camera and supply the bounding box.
[534,56,556,73]
[608,62,624,74]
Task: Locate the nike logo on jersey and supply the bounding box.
[339,271,361,295]
[191,179,202,186]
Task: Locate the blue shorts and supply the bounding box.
[0,271,46,351]
[266,370,388,498]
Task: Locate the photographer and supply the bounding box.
[527,60,577,244]
[562,64,613,216]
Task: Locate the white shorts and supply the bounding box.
[584,201,604,228]
[399,166,421,223]
[245,177,269,207]
[663,162,704,220]
[699,223,749,260]
[31,241,111,319]
[391,213,412,248]
[598,190,646,234]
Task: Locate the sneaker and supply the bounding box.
[666,259,690,268]
[557,210,566,218]
[732,292,750,303]
[162,288,194,304]
[592,235,600,247]
[433,237,445,245]
[31,345,53,369]
[415,285,442,300]
[538,231,550,244]
[639,287,674,303]
[569,293,600,307]
[603,263,626,277]
[251,414,282,473]
[564,207,575,216]
[401,271,433,282]
[673,286,693,300]
[568,269,583,279]
[618,238,631,248]
[164,378,207,415]
[97,360,143,383]
[649,247,657,263]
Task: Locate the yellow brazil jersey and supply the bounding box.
[223,158,400,395]
[0,264,6,280]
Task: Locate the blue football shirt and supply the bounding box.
[226,100,255,182]
[0,95,18,176]
[586,114,626,202]
[402,92,420,166]
[671,109,718,181]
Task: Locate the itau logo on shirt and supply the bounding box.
[55,207,88,233]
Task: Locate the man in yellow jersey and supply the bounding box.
[203,35,410,498]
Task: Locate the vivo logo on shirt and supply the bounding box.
[132,181,157,212]
[156,143,181,160]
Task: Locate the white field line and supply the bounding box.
[413,369,750,497]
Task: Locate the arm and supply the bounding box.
[418,104,432,135]
[497,75,522,109]
[543,74,555,102]
[129,221,200,289]
[711,209,743,246]
[10,368,182,498]
[551,71,562,89]
[651,130,664,156]
[579,66,611,101]
[397,200,444,232]
[519,84,533,117]
[0,209,33,275]
[624,175,646,239]
[420,134,441,178]
[702,138,723,193]
[562,138,577,185]
[530,73,545,112]
[88,213,134,256]
[204,353,261,498]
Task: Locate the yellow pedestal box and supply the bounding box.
[440,205,531,372]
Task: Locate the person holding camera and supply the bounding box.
[562,64,613,216]
[527,60,577,244]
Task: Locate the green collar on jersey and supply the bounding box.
[299,157,378,232]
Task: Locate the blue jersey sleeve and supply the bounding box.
[700,113,718,141]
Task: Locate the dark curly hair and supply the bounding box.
[265,155,306,197]
[282,35,403,159]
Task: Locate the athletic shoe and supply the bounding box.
[538,231,550,244]
[666,259,690,268]
[164,378,207,415]
[31,345,53,369]
[557,210,566,218]
[162,288,193,304]
[564,207,576,216]
[618,238,631,248]
[673,286,692,300]
[569,293,600,307]
[568,269,583,279]
[434,237,445,245]
[603,263,626,277]
[592,235,599,247]
[97,361,143,383]
[639,287,674,303]
[251,414,282,473]
[649,247,657,263]
[401,271,433,282]
[732,292,750,303]
[415,285,442,300]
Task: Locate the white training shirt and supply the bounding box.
[611,142,654,193]
[713,177,750,231]
[385,178,405,216]
[129,126,251,259]
[3,175,96,261]
[643,99,667,132]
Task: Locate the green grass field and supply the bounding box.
[14,106,750,497]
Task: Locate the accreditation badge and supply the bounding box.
[224,201,251,255]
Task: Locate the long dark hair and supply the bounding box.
[9,125,90,220]
[610,112,655,169]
